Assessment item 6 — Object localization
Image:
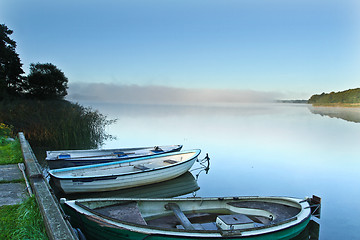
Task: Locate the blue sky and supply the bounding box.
[1,0,359,101]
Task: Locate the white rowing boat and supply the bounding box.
[46,145,182,169]
[49,149,200,194]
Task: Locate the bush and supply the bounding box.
[0,123,13,137]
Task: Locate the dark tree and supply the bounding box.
[0,24,25,98]
[25,63,68,99]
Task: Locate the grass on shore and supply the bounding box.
[0,137,23,165]
[0,123,48,239]
[0,196,48,240]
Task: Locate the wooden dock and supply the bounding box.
[18,132,78,240]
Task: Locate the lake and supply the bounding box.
[60,102,360,239]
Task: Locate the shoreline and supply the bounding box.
[311,103,360,108]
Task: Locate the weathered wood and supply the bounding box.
[18,132,78,240]
[165,203,195,230]
[94,202,147,225]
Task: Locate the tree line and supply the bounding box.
[308,88,360,104]
[0,24,68,100]
[0,23,115,150]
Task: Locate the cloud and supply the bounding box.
[67,82,283,105]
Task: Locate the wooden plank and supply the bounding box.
[163,159,177,164]
[94,202,147,225]
[134,165,150,171]
[165,203,195,230]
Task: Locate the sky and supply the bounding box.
[1,0,360,103]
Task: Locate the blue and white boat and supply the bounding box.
[46,145,183,169]
[48,149,200,194]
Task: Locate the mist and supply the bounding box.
[67,82,283,106]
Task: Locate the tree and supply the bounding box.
[0,24,25,98]
[25,63,68,99]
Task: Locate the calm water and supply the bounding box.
[63,102,360,239]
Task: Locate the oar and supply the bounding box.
[18,163,33,196]
[55,152,137,160]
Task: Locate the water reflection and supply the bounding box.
[292,220,320,240]
[308,105,360,123]
[51,171,200,200]
[36,102,360,239]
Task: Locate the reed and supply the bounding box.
[0,99,115,150]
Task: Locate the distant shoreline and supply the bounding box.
[276,100,308,104]
[311,103,360,108]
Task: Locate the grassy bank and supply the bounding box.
[0,98,115,239]
[0,197,48,239]
[0,123,48,239]
[0,138,23,165]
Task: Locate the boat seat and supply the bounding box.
[114,151,135,157]
[177,222,218,230]
[216,214,255,230]
[165,203,195,230]
[163,159,178,164]
[58,154,71,159]
[113,151,126,157]
[134,165,150,171]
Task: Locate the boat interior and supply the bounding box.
[55,152,195,178]
[78,198,302,232]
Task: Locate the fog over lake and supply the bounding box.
[71,101,360,239]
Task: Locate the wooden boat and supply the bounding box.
[61,195,321,240]
[49,149,200,194]
[46,145,183,169]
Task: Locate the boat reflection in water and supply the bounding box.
[52,171,200,200]
[291,220,320,240]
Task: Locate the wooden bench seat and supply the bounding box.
[134,165,150,171]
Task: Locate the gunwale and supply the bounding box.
[46,145,183,169]
[46,145,182,160]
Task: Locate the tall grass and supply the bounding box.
[0,99,115,150]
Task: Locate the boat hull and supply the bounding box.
[49,150,200,194]
[46,145,183,169]
[66,213,309,240]
[66,171,200,199]
[62,196,313,240]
